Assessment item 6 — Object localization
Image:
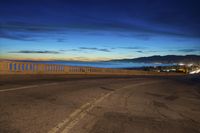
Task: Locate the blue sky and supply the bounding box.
[0,0,200,61]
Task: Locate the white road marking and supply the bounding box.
[48,92,113,133]
[43,83,59,86]
[48,102,91,133]
[0,85,38,92]
[48,81,160,133]
[61,92,112,133]
[0,82,59,92]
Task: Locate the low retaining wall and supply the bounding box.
[0,61,182,76]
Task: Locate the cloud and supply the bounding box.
[1,22,60,33]
[0,31,34,41]
[118,46,145,50]
[168,48,200,54]
[9,50,61,54]
[1,0,200,42]
[0,22,65,41]
[59,49,81,52]
[1,17,199,42]
[136,50,144,53]
[57,38,66,42]
[177,49,200,53]
[79,47,111,52]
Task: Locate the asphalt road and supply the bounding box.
[0,75,200,133]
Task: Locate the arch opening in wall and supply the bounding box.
[9,63,12,71]
[26,64,29,71]
[22,64,24,71]
[30,64,33,71]
[14,64,17,71]
[18,64,20,71]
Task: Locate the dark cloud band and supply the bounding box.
[9,50,60,54]
[79,47,110,52]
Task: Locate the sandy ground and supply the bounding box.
[0,74,200,133]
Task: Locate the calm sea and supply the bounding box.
[33,61,173,68]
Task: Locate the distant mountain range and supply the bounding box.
[111,55,200,64]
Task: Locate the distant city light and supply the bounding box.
[178,63,185,66]
[187,63,193,67]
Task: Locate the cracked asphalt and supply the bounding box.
[0,74,200,133]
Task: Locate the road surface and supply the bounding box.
[0,75,200,133]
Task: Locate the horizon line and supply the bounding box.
[0,54,199,62]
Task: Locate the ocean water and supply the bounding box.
[35,61,173,68]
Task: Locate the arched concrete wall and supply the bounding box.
[0,61,183,75]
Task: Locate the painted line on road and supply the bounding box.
[48,81,160,133]
[42,83,59,86]
[61,92,113,133]
[48,102,91,133]
[0,85,39,92]
[0,82,60,92]
[48,92,113,133]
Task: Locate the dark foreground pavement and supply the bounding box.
[0,75,200,133]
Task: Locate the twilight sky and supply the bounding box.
[0,0,200,61]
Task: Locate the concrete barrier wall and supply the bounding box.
[0,61,182,75]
